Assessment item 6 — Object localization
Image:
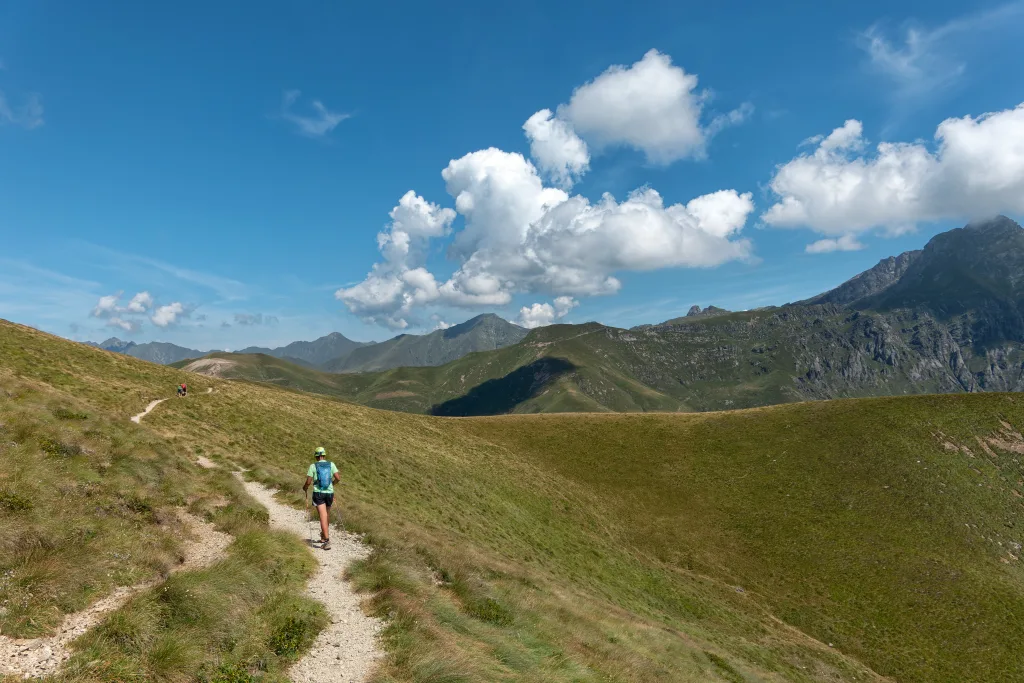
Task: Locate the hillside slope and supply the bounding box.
[5,318,1024,681]
[177,352,383,398]
[205,302,1024,416]
[237,331,370,367]
[327,313,528,373]
[0,327,324,681]
[264,217,1024,416]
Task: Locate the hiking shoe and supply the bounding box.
[321,540,331,550]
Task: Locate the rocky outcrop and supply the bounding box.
[804,251,921,306]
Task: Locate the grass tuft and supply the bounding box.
[52,406,88,421]
[198,662,258,683]
[38,435,82,458]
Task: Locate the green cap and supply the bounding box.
[314,446,327,458]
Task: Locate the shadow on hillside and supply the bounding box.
[430,358,576,416]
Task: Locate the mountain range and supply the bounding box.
[94,313,528,375]
[326,313,528,372]
[236,331,370,368]
[175,215,1024,416]
[85,338,210,365]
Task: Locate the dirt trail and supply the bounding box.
[130,398,165,423]
[130,388,382,681]
[0,513,232,679]
[238,476,382,682]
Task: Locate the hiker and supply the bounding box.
[176,383,184,397]
[303,446,340,550]
[181,382,187,397]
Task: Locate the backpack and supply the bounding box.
[314,460,333,490]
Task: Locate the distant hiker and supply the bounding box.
[176,384,184,397]
[303,446,340,550]
[181,382,187,397]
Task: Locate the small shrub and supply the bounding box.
[118,494,157,523]
[0,490,32,512]
[268,615,317,656]
[39,436,82,457]
[465,597,514,627]
[201,662,256,683]
[124,495,153,515]
[52,407,88,420]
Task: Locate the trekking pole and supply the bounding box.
[304,493,313,545]
[308,498,317,546]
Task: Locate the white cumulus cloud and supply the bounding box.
[558,49,751,164]
[523,109,590,188]
[106,317,140,333]
[336,192,457,329]
[336,51,757,330]
[151,302,186,328]
[338,147,753,328]
[518,296,579,329]
[92,290,157,317]
[518,303,557,329]
[805,235,865,254]
[125,291,153,313]
[92,292,123,317]
[763,102,1024,237]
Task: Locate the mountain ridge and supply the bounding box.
[801,250,922,307]
[237,331,370,367]
[193,216,1024,416]
[84,337,207,365]
[85,313,529,373]
[326,313,528,373]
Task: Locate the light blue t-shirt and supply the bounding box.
[307,461,339,494]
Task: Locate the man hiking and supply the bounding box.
[303,446,340,550]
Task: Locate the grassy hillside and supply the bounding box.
[183,303,1024,418]
[177,324,689,415]
[173,352,383,398]
[0,339,324,681]
[6,318,1024,681]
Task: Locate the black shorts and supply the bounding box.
[311,492,333,508]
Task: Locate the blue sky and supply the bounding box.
[2,1,1023,349]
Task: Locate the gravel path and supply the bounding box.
[238,476,382,683]
[130,398,165,423]
[0,513,231,679]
